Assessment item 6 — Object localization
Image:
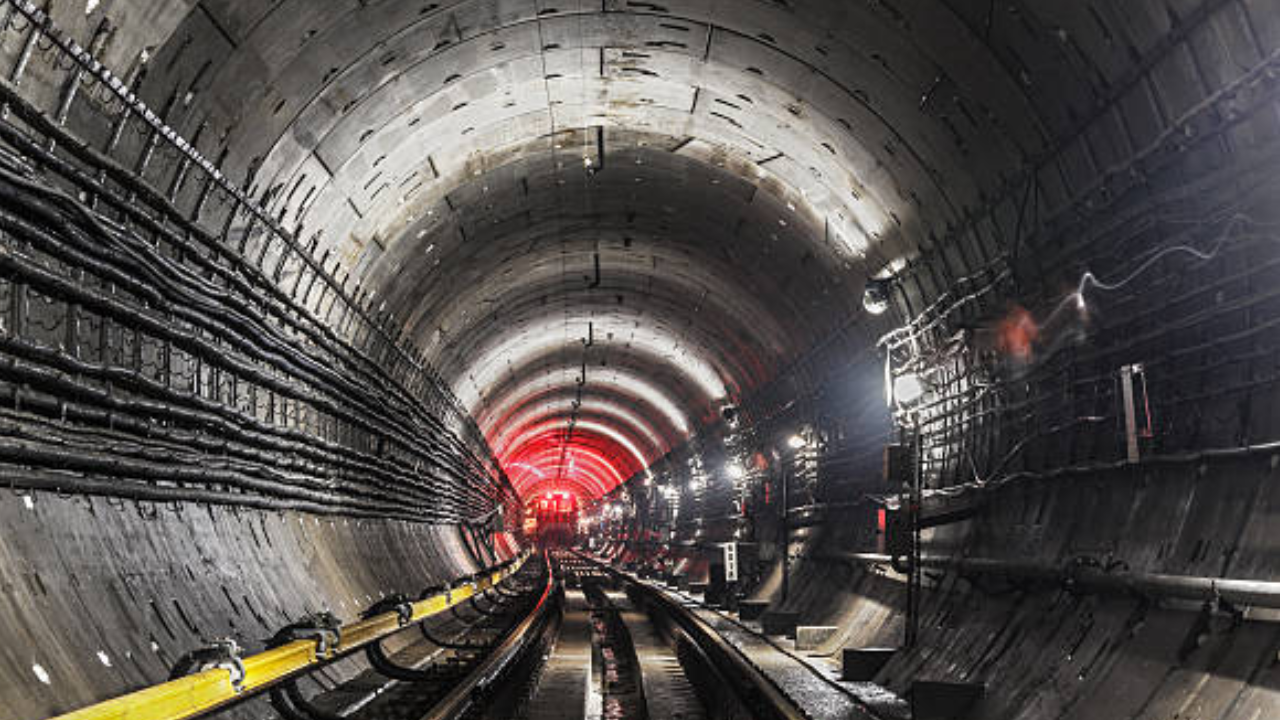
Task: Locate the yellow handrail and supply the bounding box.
[46,551,533,720]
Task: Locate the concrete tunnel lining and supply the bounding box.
[0,0,1278,718]
[104,0,1073,501]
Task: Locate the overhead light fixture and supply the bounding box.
[786,434,806,450]
[893,373,926,405]
[863,277,892,315]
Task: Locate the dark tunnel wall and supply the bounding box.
[0,2,522,717]
[0,1,1277,719]
[0,496,495,719]
[587,0,1280,717]
[600,0,1280,561]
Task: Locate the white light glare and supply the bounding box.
[863,278,891,315]
[893,374,926,405]
[787,434,806,450]
[725,462,745,480]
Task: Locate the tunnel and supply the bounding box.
[0,0,1277,718]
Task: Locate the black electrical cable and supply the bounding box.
[0,196,501,520]
[0,87,516,510]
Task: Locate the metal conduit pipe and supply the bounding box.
[840,553,1280,609]
[917,439,1280,506]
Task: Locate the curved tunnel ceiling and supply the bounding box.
[131,0,1093,501]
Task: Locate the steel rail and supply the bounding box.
[419,551,559,720]
[576,552,807,720]
[43,551,533,720]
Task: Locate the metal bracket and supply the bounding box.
[363,594,415,627]
[269,612,343,658]
[168,638,246,692]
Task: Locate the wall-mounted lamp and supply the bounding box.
[721,404,739,426]
[863,277,893,315]
[786,434,807,450]
[893,373,927,405]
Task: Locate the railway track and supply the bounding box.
[293,548,801,720]
[46,549,817,720]
[420,550,805,720]
[512,552,709,720]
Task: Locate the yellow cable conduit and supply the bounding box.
[46,550,534,720]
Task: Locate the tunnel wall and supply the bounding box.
[0,6,522,719]
[611,0,1280,567]
[0,0,1276,717]
[776,448,1280,719]
[597,1,1280,715]
[619,0,1280,525]
[0,492,493,720]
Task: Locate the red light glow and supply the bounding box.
[996,304,1039,361]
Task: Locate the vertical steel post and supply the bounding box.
[780,457,789,604]
[1120,364,1142,463]
[905,425,922,648]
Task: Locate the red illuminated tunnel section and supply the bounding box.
[499,422,646,502]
